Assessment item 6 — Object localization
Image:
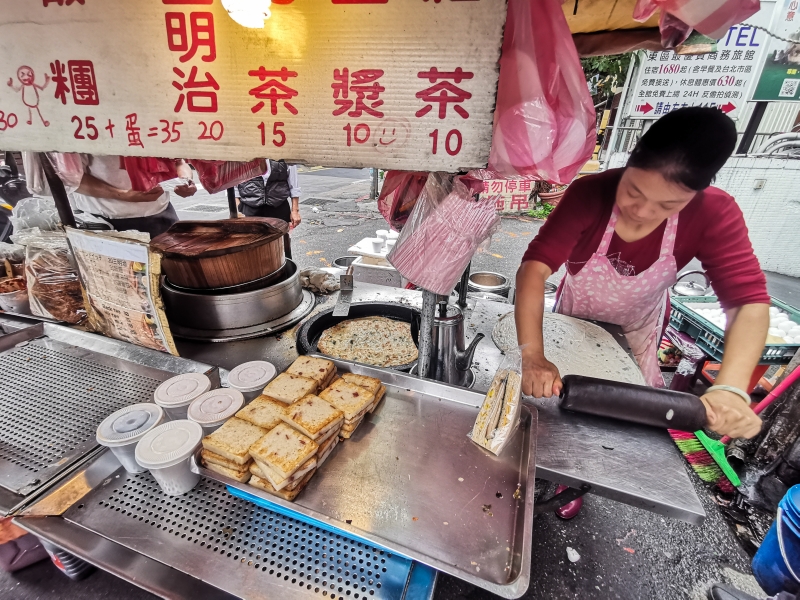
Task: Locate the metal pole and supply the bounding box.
[369,168,379,200]
[457,262,470,309]
[737,101,768,155]
[226,187,238,219]
[39,153,77,229]
[417,289,437,379]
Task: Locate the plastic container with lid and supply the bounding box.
[153,373,212,421]
[135,420,203,496]
[96,403,165,473]
[187,388,244,434]
[227,361,276,402]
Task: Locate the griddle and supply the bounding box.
[295,302,420,371]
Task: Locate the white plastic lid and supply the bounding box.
[187,388,244,426]
[153,373,212,408]
[135,420,203,470]
[227,361,276,393]
[97,404,164,448]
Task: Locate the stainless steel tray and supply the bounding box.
[197,359,537,598]
[0,321,217,515]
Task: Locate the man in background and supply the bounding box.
[236,159,300,258]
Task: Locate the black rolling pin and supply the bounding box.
[559,374,708,431]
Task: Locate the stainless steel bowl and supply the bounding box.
[468,272,511,296]
[161,259,304,330]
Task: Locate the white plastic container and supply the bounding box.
[375,229,389,242]
[153,373,212,421]
[135,420,203,496]
[227,361,276,402]
[369,238,385,253]
[387,230,400,240]
[96,404,165,473]
[187,388,244,435]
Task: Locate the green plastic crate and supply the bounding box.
[669,295,800,365]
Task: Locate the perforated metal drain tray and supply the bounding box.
[0,322,217,515]
[64,470,425,600]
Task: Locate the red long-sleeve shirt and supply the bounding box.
[521,168,770,310]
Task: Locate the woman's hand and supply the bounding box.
[521,348,563,398]
[290,208,301,228]
[700,389,762,439]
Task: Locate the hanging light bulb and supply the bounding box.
[221,0,272,29]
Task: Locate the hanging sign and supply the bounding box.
[628,1,776,119]
[751,0,800,101]
[0,1,506,171]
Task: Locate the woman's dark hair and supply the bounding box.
[627,106,737,191]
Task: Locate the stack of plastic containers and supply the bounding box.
[187,388,244,435]
[135,420,204,496]
[96,404,165,473]
[226,361,276,402]
[153,373,212,420]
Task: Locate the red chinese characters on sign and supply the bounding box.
[50,60,70,105]
[126,113,144,148]
[332,69,385,118]
[165,12,216,62]
[415,67,473,119]
[172,66,219,112]
[69,60,99,105]
[49,59,99,106]
[510,195,529,211]
[249,67,299,115]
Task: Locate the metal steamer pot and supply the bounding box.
[161,259,304,331]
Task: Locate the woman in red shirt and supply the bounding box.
[516,108,768,443]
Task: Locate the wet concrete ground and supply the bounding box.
[2,167,792,600]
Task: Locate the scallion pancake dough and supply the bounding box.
[318,316,418,367]
[492,311,645,385]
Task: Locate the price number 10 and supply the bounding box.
[429,129,462,156]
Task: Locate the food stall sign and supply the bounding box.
[0,1,506,171]
[751,0,800,101]
[627,1,776,120]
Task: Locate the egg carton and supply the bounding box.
[670,295,799,364]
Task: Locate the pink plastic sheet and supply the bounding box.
[487,0,596,185]
[633,0,760,41]
[188,159,266,195]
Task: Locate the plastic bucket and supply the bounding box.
[752,484,800,595]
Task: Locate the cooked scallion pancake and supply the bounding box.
[317,316,418,367]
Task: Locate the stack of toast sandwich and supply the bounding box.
[199,355,386,501]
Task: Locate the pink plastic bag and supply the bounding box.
[188,159,266,195]
[487,0,596,185]
[123,157,178,192]
[633,0,760,40]
[387,175,499,295]
[377,171,428,231]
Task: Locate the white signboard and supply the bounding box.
[0,1,506,171]
[628,2,775,119]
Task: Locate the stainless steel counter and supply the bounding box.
[176,283,704,524]
[4,282,704,600]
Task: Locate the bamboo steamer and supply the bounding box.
[151,218,285,289]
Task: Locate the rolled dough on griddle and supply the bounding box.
[492,312,645,385]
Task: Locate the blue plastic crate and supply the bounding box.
[669,295,799,364]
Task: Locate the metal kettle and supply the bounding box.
[671,270,711,297]
[425,302,484,388]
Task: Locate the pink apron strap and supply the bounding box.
[659,213,680,258]
[597,205,620,255]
